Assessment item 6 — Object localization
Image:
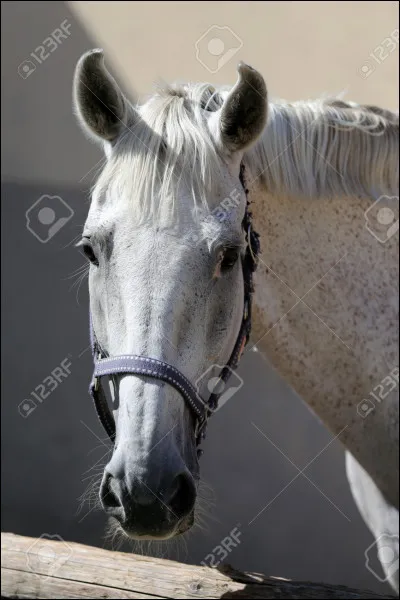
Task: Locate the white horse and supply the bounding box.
[73,50,399,591]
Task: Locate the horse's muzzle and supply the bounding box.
[99,467,197,539]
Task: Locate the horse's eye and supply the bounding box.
[82,242,99,266]
[220,247,239,273]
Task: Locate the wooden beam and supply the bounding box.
[1,532,394,599]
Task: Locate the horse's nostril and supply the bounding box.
[100,472,124,513]
[167,472,196,519]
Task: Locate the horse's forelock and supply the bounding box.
[92,82,226,226]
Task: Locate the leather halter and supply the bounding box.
[89,164,260,448]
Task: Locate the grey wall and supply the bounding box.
[1,1,394,594]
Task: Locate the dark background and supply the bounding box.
[1,1,397,594]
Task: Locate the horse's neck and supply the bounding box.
[249,183,399,507]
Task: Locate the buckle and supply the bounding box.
[248,225,260,265]
[195,414,209,441]
[243,299,249,320]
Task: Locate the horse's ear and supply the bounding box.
[213,62,268,153]
[73,49,135,144]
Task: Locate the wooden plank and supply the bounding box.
[1,532,395,599]
[1,569,151,599]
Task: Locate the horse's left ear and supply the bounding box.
[212,62,268,154]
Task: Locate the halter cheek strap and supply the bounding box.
[88,163,260,448]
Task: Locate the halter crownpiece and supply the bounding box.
[88,163,260,449]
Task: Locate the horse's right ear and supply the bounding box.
[73,49,135,144]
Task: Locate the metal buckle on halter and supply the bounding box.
[243,298,249,321]
[194,415,208,442]
[247,224,260,268]
[194,399,217,441]
[93,352,102,392]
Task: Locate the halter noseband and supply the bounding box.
[89,164,260,449]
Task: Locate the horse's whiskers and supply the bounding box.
[67,264,90,304]
[77,474,103,515]
[78,445,111,515]
[64,262,90,281]
[104,518,126,551]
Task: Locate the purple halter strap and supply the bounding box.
[88,164,260,448]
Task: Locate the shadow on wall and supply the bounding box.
[0,0,393,595]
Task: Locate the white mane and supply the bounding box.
[248,98,399,200]
[92,82,399,223]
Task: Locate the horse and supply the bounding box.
[73,49,399,591]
